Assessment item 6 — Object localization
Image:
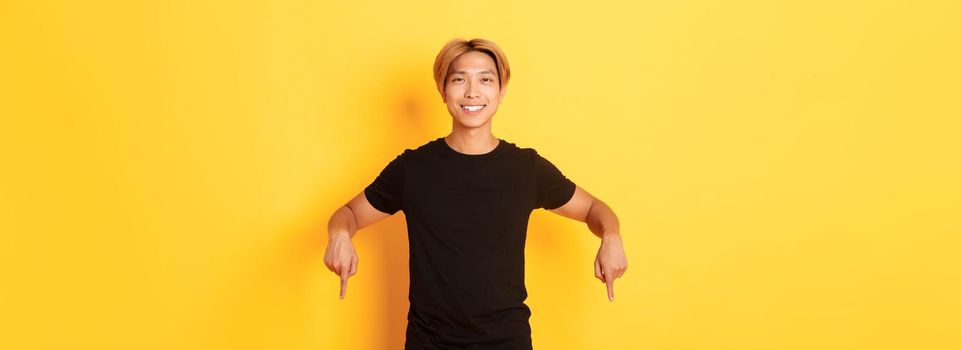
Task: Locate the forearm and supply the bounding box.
[327,205,359,239]
[585,199,620,239]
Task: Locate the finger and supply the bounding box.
[340,267,348,300]
[594,259,604,282]
[606,273,615,302]
[349,256,358,277]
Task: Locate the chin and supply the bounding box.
[457,116,493,128]
[455,120,486,129]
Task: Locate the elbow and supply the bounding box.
[587,199,618,234]
[586,199,604,232]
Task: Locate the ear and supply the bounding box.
[498,86,507,103]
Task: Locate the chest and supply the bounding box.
[403,158,537,226]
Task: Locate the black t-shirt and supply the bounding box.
[364,137,577,350]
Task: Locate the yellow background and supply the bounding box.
[2,0,959,349]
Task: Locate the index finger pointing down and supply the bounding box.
[340,268,348,300]
[606,273,614,302]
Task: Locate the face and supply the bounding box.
[442,51,506,129]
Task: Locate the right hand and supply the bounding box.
[323,232,358,299]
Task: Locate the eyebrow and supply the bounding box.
[449,70,496,75]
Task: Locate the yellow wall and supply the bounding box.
[2,1,959,349]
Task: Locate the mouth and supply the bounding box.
[460,104,486,112]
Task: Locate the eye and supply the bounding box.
[451,77,464,82]
[482,77,494,82]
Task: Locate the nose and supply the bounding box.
[465,81,480,98]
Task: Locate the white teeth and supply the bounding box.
[462,105,485,112]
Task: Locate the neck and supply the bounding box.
[444,129,498,155]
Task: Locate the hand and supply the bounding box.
[594,233,628,302]
[324,232,358,299]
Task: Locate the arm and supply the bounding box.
[329,190,393,239]
[549,186,628,302]
[324,190,393,299]
[549,186,620,239]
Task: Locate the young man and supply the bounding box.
[324,38,628,349]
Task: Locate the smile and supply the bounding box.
[461,105,486,112]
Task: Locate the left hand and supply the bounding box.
[594,233,628,302]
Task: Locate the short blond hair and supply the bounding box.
[432,38,511,99]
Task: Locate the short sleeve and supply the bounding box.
[364,150,409,215]
[533,149,576,210]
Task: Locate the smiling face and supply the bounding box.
[442,51,506,129]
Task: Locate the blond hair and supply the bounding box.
[432,38,511,99]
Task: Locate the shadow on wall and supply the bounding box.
[526,204,595,348]
[366,61,439,348]
[209,58,438,348]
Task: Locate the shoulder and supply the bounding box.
[399,138,442,161]
[497,139,538,160]
[387,138,436,161]
[514,143,555,165]
[500,140,567,168]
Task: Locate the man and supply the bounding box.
[324,38,628,349]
